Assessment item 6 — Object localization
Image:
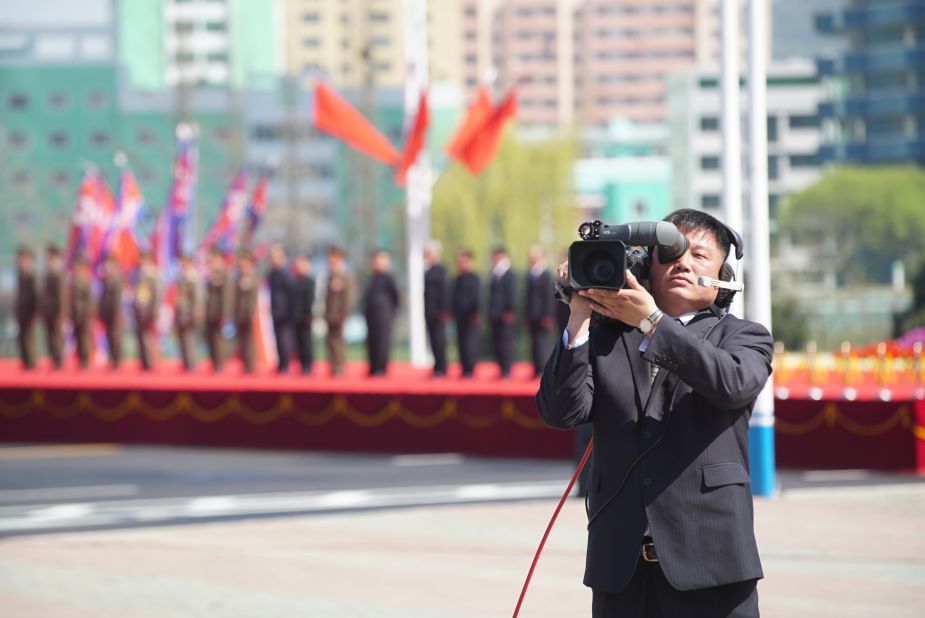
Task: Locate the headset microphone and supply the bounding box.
[697,276,744,292]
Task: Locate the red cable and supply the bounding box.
[512,439,593,618]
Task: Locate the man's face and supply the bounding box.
[648,227,725,317]
[457,254,471,272]
[329,254,344,273]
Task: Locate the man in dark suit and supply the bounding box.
[291,253,316,375]
[175,254,199,371]
[524,246,556,378]
[15,246,38,369]
[267,244,293,374]
[234,251,258,374]
[423,240,450,377]
[324,246,354,376]
[537,209,772,617]
[99,254,124,369]
[205,248,228,372]
[70,255,94,369]
[133,251,159,370]
[452,250,480,377]
[488,246,517,378]
[43,244,65,369]
[362,249,400,377]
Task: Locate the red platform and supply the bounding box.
[1,359,923,471]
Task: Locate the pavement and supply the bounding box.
[1,480,924,616]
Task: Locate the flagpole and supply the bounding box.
[403,0,431,367]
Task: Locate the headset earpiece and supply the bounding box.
[713,262,737,310]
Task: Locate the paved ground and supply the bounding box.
[1,458,924,616]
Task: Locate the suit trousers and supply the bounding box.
[45,318,63,369]
[294,322,313,374]
[237,324,255,374]
[529,322,554,377]
[326,321,346,375]
[365,316,392,375]
[74,323,91,369]
[105,320,122,368]
[426,318,447,375]
[176,326,197,371]
[490,320,514,376]
[206,321,224,371]
[592,558,758,618]
[18,317,36,369]
[136,326,155,370]
[273,320,291,373]
[456,321,479,376]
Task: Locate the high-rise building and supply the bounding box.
[283,0,464,87]
[816,0,925,165]
[118,0,283,90]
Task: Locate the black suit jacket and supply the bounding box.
[424,263,449,322]
[268,267,293,323]
[537,312,772,594]
[488,268,517,322]
[452,272,480,323]
[524,269,555,325]
[291,274,316,323]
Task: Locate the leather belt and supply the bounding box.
[641,539,659,563]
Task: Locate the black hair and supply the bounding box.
[662,208,732,262]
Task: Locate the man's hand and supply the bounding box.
[558,259,592,345]
[578,270,659,330]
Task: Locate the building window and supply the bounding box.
[7,92,28,110]
[89,130,110,147]
[789,154,817,168]
[88,91,108,110]
[303,12,319,22]
[214,127,233,144]
[631,199,648,218]
[767,117,778,142]
[701,194,720,209]
[369,11,389,22]
[371,36,390,47]
[48,131,70,148]
[768,156,779,180]
[253,125,282,141]
[789,114,820,129]
[303,37,320,47]
[700,117,719,131]
[50,170,71,188]
[8,131,29,149]
[700,156,720,171]
[136,128,157,145]
[205,21,226,32]
[207,52,229,63]
[47,91,69,110]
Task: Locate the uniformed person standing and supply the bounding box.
[324,246,354,376]
[99,254,124,369]
[42,244,66,369]
[70,255,94,369]
[15,246,39,369]
[133,251,159,370]
[424,241,450,377]
[174,254,198,371]
[362,249,400,377]
[524,246,556,378]
[488,246,517,378]
[267,244,293,374]
[205,248,228,372]
[291,253,316,375]
[452,250,481,378]
[233,251,258,374]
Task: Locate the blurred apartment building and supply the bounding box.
[816,0,925,165]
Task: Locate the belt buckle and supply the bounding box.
[641,542,658,563]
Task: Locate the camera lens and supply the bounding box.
[583,250,618,285]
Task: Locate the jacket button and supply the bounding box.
[643,431,652,439]
[643,477,653,486]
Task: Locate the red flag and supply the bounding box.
[458,88,518,176]
[396,91,429,186]
[446,87,493,161]
[313,81,400,165]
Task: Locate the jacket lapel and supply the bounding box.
[620,327,651,414]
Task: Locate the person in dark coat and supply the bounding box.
[267,244,293,374]
[234,251,258,374]
[133,251,159,370]
[524,246,557,378]
[70,255,94,369]
[205,248,228,372]
[452,250,480,377]
[291,253,316,375]
[15,246,39,369]
[423,240,450,377]
[362,249,400,377]
[174,254,199,371]
[43,244,65,369]
[488,246,517,378]
[99,254,124,369]
[324,246,354,376]
[537,209,771,617]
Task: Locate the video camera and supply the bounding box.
[567,220,689,290]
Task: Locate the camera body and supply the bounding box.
[567,220,689,291]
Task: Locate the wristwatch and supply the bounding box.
[638,309,664,334]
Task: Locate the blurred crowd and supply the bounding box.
[13,241,566,378]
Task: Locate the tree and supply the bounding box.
[896,255,925,335]
[431,131,579,272]
[779,165,925,285]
